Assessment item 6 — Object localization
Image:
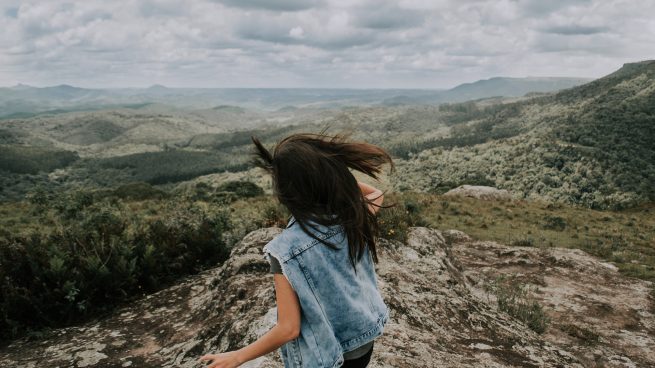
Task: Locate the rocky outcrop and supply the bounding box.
[0,227,653,367]
[444,185,513,201]
[452,239,655,367]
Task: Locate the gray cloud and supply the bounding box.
[352,3,425,30]
[542,25,610,35]
[0,0,652,88]
[4,6,18,18]
[215,0,322,12]
[517,0,594,16]
[236,22,376,50]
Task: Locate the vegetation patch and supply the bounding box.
[0,144,79,174]
[398,192,655,282]
[559,323,601,345]
[0,191,231,344]
[90,149,250,185]
[483,274,550,333]
[377,193,429,243]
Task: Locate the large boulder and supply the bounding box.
[1,226,653,367]
[444,185,513,201]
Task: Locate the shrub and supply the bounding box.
[483,274,550,333]
[52,190,95,220]
[377,195,428,243]
[0,198,231,344]
[542,215,567,231]
[112,182,169,201]
[217,180,264,198]
[25,186,51,208]
[260,202,289,228]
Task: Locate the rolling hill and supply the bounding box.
[0,61,650,210]
[391,60,655,210]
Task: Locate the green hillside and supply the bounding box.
[392,61,655,210]
[0,145,79,174]
[0,62,652,210]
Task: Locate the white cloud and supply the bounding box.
[0,0,652,88]
[289,26,304,39]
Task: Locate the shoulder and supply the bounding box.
[262,229,294,262]
[263,219,305,263]
[263,217,343,262]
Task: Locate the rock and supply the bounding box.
[442,229,473,244]
[453,239,655,367]
[75,344,108,367]
[0,226,653,367]
[444,185,513,201]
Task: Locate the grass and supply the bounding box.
[392,192,655,282]
[483,274,551,333]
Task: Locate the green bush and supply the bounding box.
[377,195,428,243]
[112,182,169,201]
[51,190,95,220]
[0,196,231,344]
[211,180,265,204]
[260,202,290,228]
[217,180,265,198]
[542,215,567,231]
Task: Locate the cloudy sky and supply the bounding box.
[0,0,653,89]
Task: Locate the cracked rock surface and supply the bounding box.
[1,227,652,367]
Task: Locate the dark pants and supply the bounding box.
[339,343,374,368]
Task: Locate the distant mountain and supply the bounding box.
[0,75,590,118]
[0,86,437,116]
[8,83,33,91]
[381,77,591,105]
[144,84,174,96]
[147,84,168,90]
[393,60,655,210]
[442,76,591,102]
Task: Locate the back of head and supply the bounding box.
[250,131,395,270]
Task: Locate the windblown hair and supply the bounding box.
[251,129,395,271]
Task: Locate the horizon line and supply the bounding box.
[1,75,597,91]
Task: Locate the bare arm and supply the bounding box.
[357,181,384,215]
[199,273,301,367]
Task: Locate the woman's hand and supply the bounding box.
[357,181,384,215]
[197,274,300,367]
[198,351,243,368]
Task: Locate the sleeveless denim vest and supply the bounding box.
[262,216,389,368]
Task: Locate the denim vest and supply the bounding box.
[262,216,389,368]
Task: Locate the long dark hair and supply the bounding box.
[250,130,395,271]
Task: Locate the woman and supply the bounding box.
[199,131,394,368]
